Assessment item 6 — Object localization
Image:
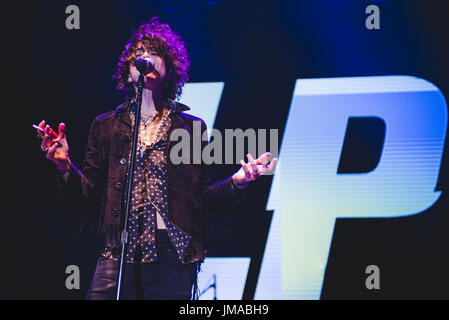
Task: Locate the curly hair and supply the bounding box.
[114,17,190,101]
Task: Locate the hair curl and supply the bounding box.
[114,17,190,101]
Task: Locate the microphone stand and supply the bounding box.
[115,72,145,300]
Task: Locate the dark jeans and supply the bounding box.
[86,230,198,300]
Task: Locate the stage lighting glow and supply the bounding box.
[256,75,447,299]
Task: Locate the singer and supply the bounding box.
[37,17,277,300]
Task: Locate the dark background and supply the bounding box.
[2,0,448,299]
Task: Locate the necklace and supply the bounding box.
[135,108,170,157]
[141,112,157,129]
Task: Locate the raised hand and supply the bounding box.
[232,152,278,185]
[37,120,71,174]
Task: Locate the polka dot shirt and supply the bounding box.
[103,106,192,264]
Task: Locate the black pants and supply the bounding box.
[86,230,197,300]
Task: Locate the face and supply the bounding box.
[128,44,166,90]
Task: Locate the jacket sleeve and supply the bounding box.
[199,120,247,213]
[64,117,105,203]
[56,116,106,233]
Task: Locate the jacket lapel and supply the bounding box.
[114,102,132,128]
[113,99,191,157]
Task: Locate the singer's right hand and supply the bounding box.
[38,120,71,174]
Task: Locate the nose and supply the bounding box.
[141,51,151,59]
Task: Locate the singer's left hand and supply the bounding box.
[232,152,277,185]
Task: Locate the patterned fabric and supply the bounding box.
[102,105,193,263]
[63,99,245,266]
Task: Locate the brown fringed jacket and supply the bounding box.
[59,100,245,263]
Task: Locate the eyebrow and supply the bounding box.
[134,46,157,51]
[133,49,158,57]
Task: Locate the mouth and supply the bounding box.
[144,70,158,79]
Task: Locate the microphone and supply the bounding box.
[134,57,155,74]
